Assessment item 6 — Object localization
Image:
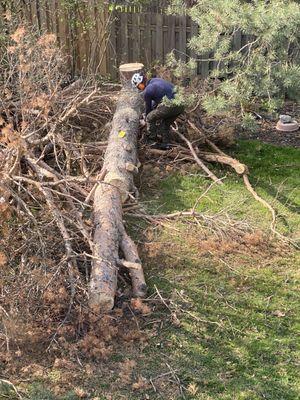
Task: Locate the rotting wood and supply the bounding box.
[89,63,147,313]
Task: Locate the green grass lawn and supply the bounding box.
[140,140,300,238]
[1,140,299,400]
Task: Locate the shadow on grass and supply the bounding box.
[257,180,300,214]
[141,244,299,400]
[133,140,300,399]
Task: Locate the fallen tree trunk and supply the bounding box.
[89,63,147,313]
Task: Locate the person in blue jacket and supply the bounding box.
[131,72,184,143]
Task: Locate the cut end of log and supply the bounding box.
[119,63,144,72]
[119,63,145,86]
[235,164,247,175]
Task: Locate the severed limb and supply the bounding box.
[173,128,223,185]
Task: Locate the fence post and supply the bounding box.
[97,1,108,76]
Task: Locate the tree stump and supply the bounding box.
[89,63,147,313]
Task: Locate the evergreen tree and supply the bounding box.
[169,0,300,120]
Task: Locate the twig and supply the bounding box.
[84,168,107,204]
[172,128,222,185]
[0,379,23,399]
[26,162,79,347]
[154,285,172,312]
[192,178,226,213]
[242,174,297,247]
[166,363,186,398]
[187,120,227,156]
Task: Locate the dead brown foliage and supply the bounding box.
[0,24,150,378]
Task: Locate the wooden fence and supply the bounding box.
[107,9,200,79]
[5,1,244,80]
[10,0,110,77]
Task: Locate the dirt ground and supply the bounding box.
[238,102,300,148]
[238,123,300,148]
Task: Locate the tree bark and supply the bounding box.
[198,152,247,175]
[89,63,147,313]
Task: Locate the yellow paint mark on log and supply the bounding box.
[118,130,126,138]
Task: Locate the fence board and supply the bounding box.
[36,0,47,32]
[150,24,155,63]
[138,13,145,65]
[155,13,163,62]
[178,15,186,61]
[167,14,175,53]
[107,11,118,79]
[200,53,210,78]
[48,0,59,40]
[120,12,129,63]
[144,14,151,66]
[190,20,198,73]
[87,0,98,72]
[132,13,140,63]
[36,0,43,32]
[83,2,92,71]
[77,3,89,72]
[99,5,109,75]
[30,1,38,28]
[16,2,249,79]
[57,0,69,53]
[92,0,108,75]
[44,0,51,32]
[93,7,98,68]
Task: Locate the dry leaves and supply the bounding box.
[130,298,152,315]
[0,252,7,267]
[38,33,56,46]
[118,358,136,384]
[11,26,26,43]
[132,375,149,390]
[187,382,199,396]
[272,310,286,318]
[74,387,87,398]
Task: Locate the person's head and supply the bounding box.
[131,72,146,91]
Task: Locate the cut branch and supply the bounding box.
[199,152,247,175]
[243,174,276,232]
[173,129,223,185]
